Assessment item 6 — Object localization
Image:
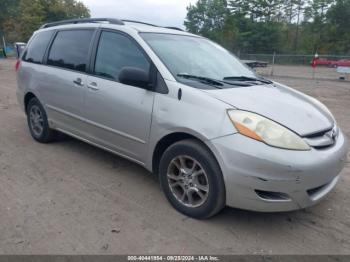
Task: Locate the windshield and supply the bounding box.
[140,33,256,81]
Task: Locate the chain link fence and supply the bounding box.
[239,53,350,81]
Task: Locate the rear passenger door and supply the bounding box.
[83,30,155,163]
[41,29,95,134]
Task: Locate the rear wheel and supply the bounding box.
[27,97,56,143]
[159,139,225,219]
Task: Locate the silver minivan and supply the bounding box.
[16,18,348,218]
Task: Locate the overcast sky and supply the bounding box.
[80,0,197,29]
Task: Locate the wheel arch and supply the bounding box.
[24,92,37,114]
[151,132,221,177]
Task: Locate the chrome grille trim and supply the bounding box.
[303,126,338,148]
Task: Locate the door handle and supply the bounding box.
[73,78,84,86]
[87,82,99,91]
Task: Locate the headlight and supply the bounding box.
[227,110,310,151]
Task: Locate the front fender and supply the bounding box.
[145,80,237,171]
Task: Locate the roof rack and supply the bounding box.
[121,19,159,27]
[39,18,185,32]
[122,20,184,31]
[40,18,125,29]
[164,26,184,31]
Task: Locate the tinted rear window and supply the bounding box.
[23,31,53,64]
[48,30,94,72]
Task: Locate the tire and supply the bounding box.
[159,139,226,219]
[26,97,56,143]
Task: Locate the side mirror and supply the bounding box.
[119,67,152,90]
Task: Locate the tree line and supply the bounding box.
[185,0,350,55]
[1,0,348,55]
[0,0,90,43]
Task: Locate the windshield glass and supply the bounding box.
[140,33,256,81]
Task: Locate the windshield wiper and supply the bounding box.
[223,76,273,85]
[177,74,224,88]
[177,74,254,88]
[177,74,260,89]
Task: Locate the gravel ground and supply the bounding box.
[0,59,349,255]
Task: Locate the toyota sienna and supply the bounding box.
[16,18,348,218]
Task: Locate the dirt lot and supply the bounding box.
[0,59,349,255]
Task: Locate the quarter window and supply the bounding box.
[94,31,150,81]
[48,30,94,72]
[23,31,53,64]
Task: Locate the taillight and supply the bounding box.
[15,60,21,72]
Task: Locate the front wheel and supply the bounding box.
[159,139,226,219]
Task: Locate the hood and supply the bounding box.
[204,83,334,136]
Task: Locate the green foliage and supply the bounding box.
[324,0,350,53]
[230,0,285,22]
[0,0,20,26]
[0,0,90,42]
[185,0,350,54]
[185,0,235,48]
[18,0,46,41]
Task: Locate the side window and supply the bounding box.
[23,31,53,64]
[94,31,150,81]
[48,30,94,72]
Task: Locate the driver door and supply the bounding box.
[83,30,155,163]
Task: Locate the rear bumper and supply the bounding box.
[208,130,348,212]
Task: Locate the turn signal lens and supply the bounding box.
[233,121,263,142]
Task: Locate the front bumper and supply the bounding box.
[208,130,348,212]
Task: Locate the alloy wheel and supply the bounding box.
[167,155,209,208]
[29,105,44,137]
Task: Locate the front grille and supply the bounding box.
[304,128,333,139]
[303,126,338,149]
[313,144,334,150]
